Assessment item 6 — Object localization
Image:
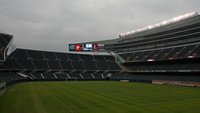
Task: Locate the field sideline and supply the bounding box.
[0,81,200,113]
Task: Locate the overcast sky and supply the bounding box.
[0,0,199,52]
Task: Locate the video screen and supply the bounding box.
[69,43,101,51]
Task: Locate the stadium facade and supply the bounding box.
[1,12,200,88]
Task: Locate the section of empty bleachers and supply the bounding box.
[83,61,97,70]
[103,15,200,73]
[43,73,56,80]
[19,72,108,81]
[71,61,85,71]
[81,73,94,79]
[0,72,26,85]
[55,73,69,80]
[107,22,200,53]
[31,73,44,80]
[59,61,74,71]
[109,62,121,71]
[0,33,13,61]
[110,73,200,82]
[92,73,104,79]
[26,50,49,70]
[1,48,121,72]
[122,58,200,72]
[106,16,200,63]
[118,44,200,62]
[69,73,83,79]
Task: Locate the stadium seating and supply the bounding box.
[103,14,200,75]
[55,72,69,80]
[2,49,121,72]
[0,33,13,61]
[0,72,24,82]
[0,72,27,86]
[118,44,200,62]
[14,72,107,81]
[107,23,200,52]
[1,13,200,85]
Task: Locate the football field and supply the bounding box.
[0,81,200,113]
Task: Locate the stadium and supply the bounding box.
[1,11,200,113]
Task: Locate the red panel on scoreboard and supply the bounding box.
[74,44,82,51]
[92,44,99,50]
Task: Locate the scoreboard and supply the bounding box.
[69,43,104,52]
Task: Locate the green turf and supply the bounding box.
[0,81,200,113]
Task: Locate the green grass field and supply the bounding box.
[0,81,200,113]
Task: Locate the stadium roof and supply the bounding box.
[119,12,199,38]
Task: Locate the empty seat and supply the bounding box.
[83,61,97,70]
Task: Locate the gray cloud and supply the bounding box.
[0,0,199,52]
